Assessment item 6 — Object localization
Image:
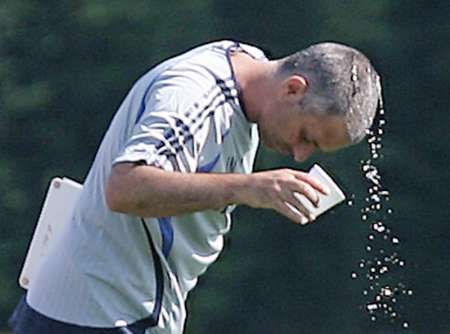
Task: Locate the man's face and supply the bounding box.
[258,108,352,162]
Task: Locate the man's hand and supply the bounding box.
[235,169,330,224]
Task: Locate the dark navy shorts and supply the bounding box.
[9,295,151,334]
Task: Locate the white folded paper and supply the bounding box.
[292,164,346,224]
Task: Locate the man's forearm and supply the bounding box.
[106,162,330,224]
[106,163,249,218]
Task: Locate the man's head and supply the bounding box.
[252,42,381,162]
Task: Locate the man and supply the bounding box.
[10,40,381,333]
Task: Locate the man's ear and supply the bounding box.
[281,75,308,100]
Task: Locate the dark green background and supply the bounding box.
[1,1,449,333]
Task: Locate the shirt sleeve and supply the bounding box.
[113,84,212,173]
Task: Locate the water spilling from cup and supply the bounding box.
[349,91,412,330]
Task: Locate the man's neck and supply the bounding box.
[230,52,278,122]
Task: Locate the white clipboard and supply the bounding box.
[19,177,83,289]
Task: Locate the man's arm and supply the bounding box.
[106,163,330,224]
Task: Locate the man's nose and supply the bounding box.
[293,144,316,163]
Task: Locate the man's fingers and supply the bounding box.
[281,201,309,225]
[291,181,320,208]
[293,172,330,195]
[288,192,316,221]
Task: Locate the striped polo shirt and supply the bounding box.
[27,41,266,333]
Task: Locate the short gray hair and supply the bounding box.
[278,42,382,143]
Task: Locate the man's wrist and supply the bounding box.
[226,173,252,206]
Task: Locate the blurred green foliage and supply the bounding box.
[1,1,449,333]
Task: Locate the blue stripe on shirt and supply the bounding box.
[158,217,174,258]
[197,153,221,173]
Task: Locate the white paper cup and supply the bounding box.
[293,164,346,224]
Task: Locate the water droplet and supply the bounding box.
[367,304,378,311]
[351,272,358,279]
[379,266,389,274]
[379,190,389,196]
[373,223,386,233]
[403,322,409,328]
[392,237,400,244]
[381,286,394,297]
[370,194,381,202]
